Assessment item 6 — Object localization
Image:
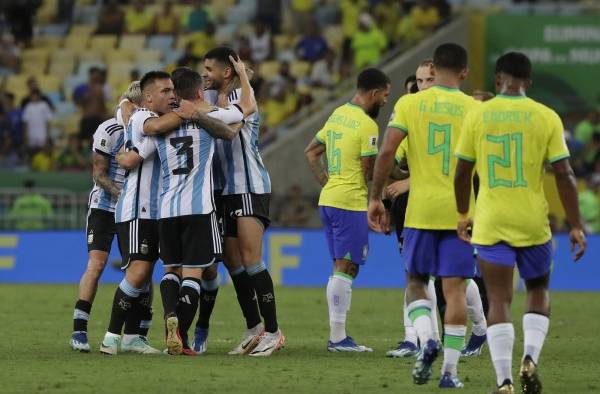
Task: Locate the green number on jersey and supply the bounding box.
[326,130,342,175]
[486,132,527,188]
[428,122,451,175]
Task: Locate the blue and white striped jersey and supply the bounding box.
[115,108,162,223]
[137,105,244,218]
[89,118,125,212]
[205,89,272,195]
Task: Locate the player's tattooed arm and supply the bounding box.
[143,113,183,135]
[304,138,328,187]
[93,152,121,198]
[116,150,143,170]
[361,156,376,182]
[229,55,257,117]
[191,109,240,140]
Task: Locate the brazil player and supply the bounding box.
[454,52,586,394]
[70,83,141,352]
[202,47,284,356]
[304,68,391,352]
[369,43,478,388]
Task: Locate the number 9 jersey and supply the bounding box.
[388,86,479,230]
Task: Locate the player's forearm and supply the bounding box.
[454,160,474,214]
[192,110,238,140]
[116,151,142,170]
[143,113,183,135]
[94,172,120,198]
[555,166,584,230]
[306,155,328,187]
[237,68,256,117]
[370,149,395,200]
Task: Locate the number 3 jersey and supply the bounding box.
[135,105,244,219]
[388,86,479,230]
[315,102,379,212]
[455,95,569,247]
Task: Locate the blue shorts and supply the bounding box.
[319,206,368,265]
[402,228,476,278]
[474,241,552,280]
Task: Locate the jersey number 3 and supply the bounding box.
[170,136,193,175]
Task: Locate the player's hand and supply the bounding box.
[569,227,586,261]
[385,180,409,201]
[174,99,197,120]
[457,216,473,243]
[229,55,247,77]
[368,199,390,233]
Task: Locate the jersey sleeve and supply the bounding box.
[207,105,244,124]
[128,109,158,145]
[92,125,114,157]
[387,95,410,133]
[395,139,408,163]
[136,135,157,160]
[455,111,476,162]
[360,120,379,157]
[546,111,570,163]
[315,125,327,144]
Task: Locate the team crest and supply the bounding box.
[100,139,107,147]
[87,230,94,244]
[140,239,149,255]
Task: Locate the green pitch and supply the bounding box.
[1,285,599,394]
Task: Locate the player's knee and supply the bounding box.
[333,259,358,278]
[86,258,106,279]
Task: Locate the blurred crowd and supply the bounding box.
[0,0,451,173]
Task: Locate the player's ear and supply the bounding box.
[460,67,469,81]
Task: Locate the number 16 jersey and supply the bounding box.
[387,86,479,230]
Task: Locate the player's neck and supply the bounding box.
[349,94,369,113]
[499,84,527,97]
[432,73,461,90]
[218,79,236,96]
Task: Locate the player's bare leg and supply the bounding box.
[439,277,467,387]
[480,260,516,393]
[71,250,108,352]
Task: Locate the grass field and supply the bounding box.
[1,285,599,394]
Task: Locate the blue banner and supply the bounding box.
[0,230,597,290]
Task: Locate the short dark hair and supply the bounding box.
[356,68,391,91]
[204,46,238,70]
[140,71,171,91]
[171,67,202,100]
[433,43,468,72]
[495,52,532,80]
[405,74,416,88]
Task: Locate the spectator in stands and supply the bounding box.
[57,0,75,23]
[0,107,16,165]
[22,89,54,152]
[259,124,277,149]
[277,184,310,227]
[8,179,54,230]
[262,84,297,128]
[57,134,89,172]
[574,111,599,144]
[583,132,600,174]
[374,0,403,45]
[396,0,440,44]
[310,49,339,88]
[125,0,154,34]
[270,61,297,97]
[249,61,266,99]
[296,20,329,63]
[73,67,108,143]
[96,0,125,35]
[0,33,20,76]
[4,1,39,46]
[351,13,387,69]
[21,77,54,110]
[30,140,56,172]
[340,0,368,60]
[249,19,274,63]
[153,0,180,35]
[188,22,217,57]
[314,0,339,28]
[291,0,315,34]
[187,0,211,32]
[177,42,202,69]
[578,177,600,234]
[256,0,282,34]
[3,93,24,152]
[237,35,253,61]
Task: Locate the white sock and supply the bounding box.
[522,313,549,364]
[442,325,467,376]
[488,323,514,386]
[407,299,434,345]
[327,273,352,343]
[466,279,487,336]
[403,288,418,344]
[426,279,440,341]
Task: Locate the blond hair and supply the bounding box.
[124,81,142,105]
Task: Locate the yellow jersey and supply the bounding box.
[455,95,570,246]
[395,139,408,163]
[388,86,479,229]
[316,103,379,211]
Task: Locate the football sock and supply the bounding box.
[247,261,278,333]
[73,299,91,333]
[407,299,434,345]
[403,288,418,344]
[229,266,262,329]
[522,313,549,364]
[327,272,353,343]
[426,279,440,340]
[442,325,466,376]
[107,278,143,335]
[196,277,219,329]
[176,278,202,345]
[160,273,180,318]
[488,323,514,386]
[466,279,487,336]
[138,283,153,337]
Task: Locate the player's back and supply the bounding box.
[456,95,569,246]
[317,102,379,211]
[390,86,478,229]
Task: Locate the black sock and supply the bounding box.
[196,280,219,329]
[160,273,181,318]
[230,268,262,329]
[474,276,489,318]
[123,297,143,335]
[176,277,201,346]
[107,280,141,335]
[73,299,91,332]
[248,264,278,333]
[138,285,153,337]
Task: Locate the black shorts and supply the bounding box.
[391,191,409,245]
[116,218,159,268]
[158,212,222,268]
[86,209,117,253]
[222,193,271,238]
